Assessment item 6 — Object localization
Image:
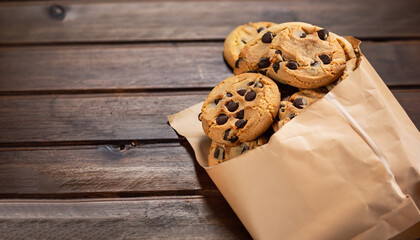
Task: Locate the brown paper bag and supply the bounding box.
[168,57,420,239]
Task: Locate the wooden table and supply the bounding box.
[0,0,419,239]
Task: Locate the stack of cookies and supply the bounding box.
[200,22,360,166]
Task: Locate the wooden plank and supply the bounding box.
[0,143,216,195]
[0,91,418,144]
[0,42,419,92]
[0,196,251,239]
[0,0,419,44]
[0,92,207,143]
[362,41,420,87]
[0,43,233,92]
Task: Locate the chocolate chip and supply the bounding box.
[241,145,250,154]
[293,98,307,109]
[300,32,306,38]
[234,109,244,119]
[259,69,267,75]
[223,128,238,143]
[214,147,220,158]
[237,89,246,96]
[214,98,222,105]
[198,112,202,121]
[248,81,255,86]
[261,31,273,43]
[214,147,225,160]
[216,114,228,125]
[275,50,282,55]
[280,104,286,112]
[226,92,233,97]
[246,70,258,73]
[235,58,243,68]
[289,114,296,119]
[317,29,329,40]
[241,39,247,44]
[254,81,264,88]
[235,119,247,128]
[245,90,256,101]
[257,27,264,33]
[258,57,271,68]
[272,61,280,73]
[311,60,318,67]
[286,61,298,70]
[226,101,239,112]
[229,136,238,143]
[223,129,231,140]
[319,54,331,64]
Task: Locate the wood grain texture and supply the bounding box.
[0,43,232,92]
[0,91,418,144]
[0,41,419,92]
[0,0,419,44]
[0,92,207,143]
[0,143,216,195]
[362,41,420,87]
[0,196,251,239]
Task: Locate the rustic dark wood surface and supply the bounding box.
[0,0,419,239]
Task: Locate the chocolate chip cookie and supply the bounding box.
[273,89,326,131]
[326,36,362,91]
[208,136,267,166]
[224,22,275,69]
[234,22,357,89]
[273,101,302,132]
[289,89,326,108]
[200,73,280,145]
